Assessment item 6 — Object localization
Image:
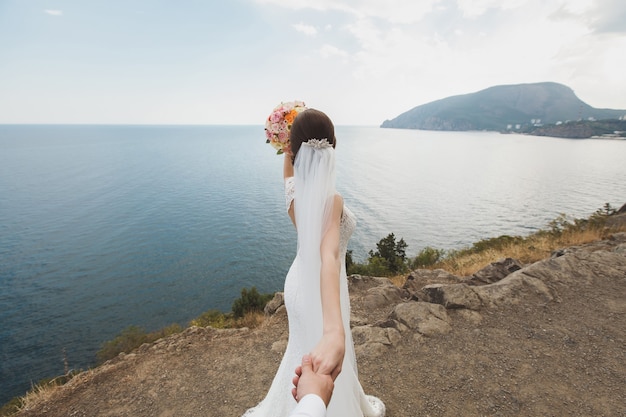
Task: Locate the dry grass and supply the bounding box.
[388,275,407,287]
[427,226,622,277]
[235,311,266,329]
[16,383,55,413]
[190,310,267,330]
[1,372,79,416]
[384,221,626,288]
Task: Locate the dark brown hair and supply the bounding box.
[290,109,336,161]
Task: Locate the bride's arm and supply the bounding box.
[283,152,294,180]
[310,194,345,380]
[284,154,296,225]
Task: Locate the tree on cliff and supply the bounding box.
[368,233,408,275]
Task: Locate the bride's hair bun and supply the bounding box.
[290,109,336,159]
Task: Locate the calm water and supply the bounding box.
[1,125,625,403]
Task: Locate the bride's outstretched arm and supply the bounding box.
[310,194,345,381]
[283,151,294,179]
[284,154,296,225]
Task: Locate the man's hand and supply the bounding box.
[310,331,345,381]
[292,355,334,406]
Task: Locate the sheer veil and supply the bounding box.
[293,138,337,350]
[243,136,386,416]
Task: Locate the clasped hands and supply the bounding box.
[310,330,345,380]
[292,330,345,406]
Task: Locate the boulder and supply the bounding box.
[609,232,626,243]
[348,275,394,294]
[352,325,402,357]
[606,213,626,229]
[453,308,483,324]
[471,271,554,308]
[403,269,462,300]
[467,257,524,285]
[421,283,482,310]
[352,325,401,346]
[521,246,626,285]
[264,292,284,315]
[363,282,405,310]
[390,301,452,336]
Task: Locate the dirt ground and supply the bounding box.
[13,235,626,417]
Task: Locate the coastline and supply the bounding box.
[4,209,625,415]
[7,230,626,417]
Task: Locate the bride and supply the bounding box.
[243,109,385,416]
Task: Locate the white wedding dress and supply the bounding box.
[242,177,385,417]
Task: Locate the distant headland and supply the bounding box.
[381,82,626,139]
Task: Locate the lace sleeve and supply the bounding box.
[284,176,295,212]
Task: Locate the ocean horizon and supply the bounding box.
[1,124,625,404]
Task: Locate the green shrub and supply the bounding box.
[467,235,524,253]
[348,255,392,277]
[411,246,445,268]
[231,287,273,318]
[540,204,615,238]
[97,286,275,365]
[96,323,182,364]
[544,213,572,236]
[189,309,229,328]
[150,323,183,340]
[97,325,147,363]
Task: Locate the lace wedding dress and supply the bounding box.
[242,177,385,417]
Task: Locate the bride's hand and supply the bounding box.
[310,330,345,381]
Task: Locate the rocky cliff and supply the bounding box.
[526,119,626,139]
[13,232,626,417]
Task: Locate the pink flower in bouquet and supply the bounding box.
[265,101,307,155]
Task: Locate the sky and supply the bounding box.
[0,0,625,125]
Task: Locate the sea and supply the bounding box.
[1,124,625,404]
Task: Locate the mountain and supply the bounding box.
[381,82,626,131]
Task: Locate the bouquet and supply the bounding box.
[265,100,307,155]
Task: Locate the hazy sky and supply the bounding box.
[1,0,625,125]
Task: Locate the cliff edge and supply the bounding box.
[14,233,626,417]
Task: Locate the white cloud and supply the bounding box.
[253,0,351,13]
[250,0,626,124]
[551,0,626,33]
[319,44,349,59]
[292,22,318,36]
[253,0,440,24]
[347,0,441,24]
[5,1,624,124]
[456,0,527,18]
[589,0,626,33]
